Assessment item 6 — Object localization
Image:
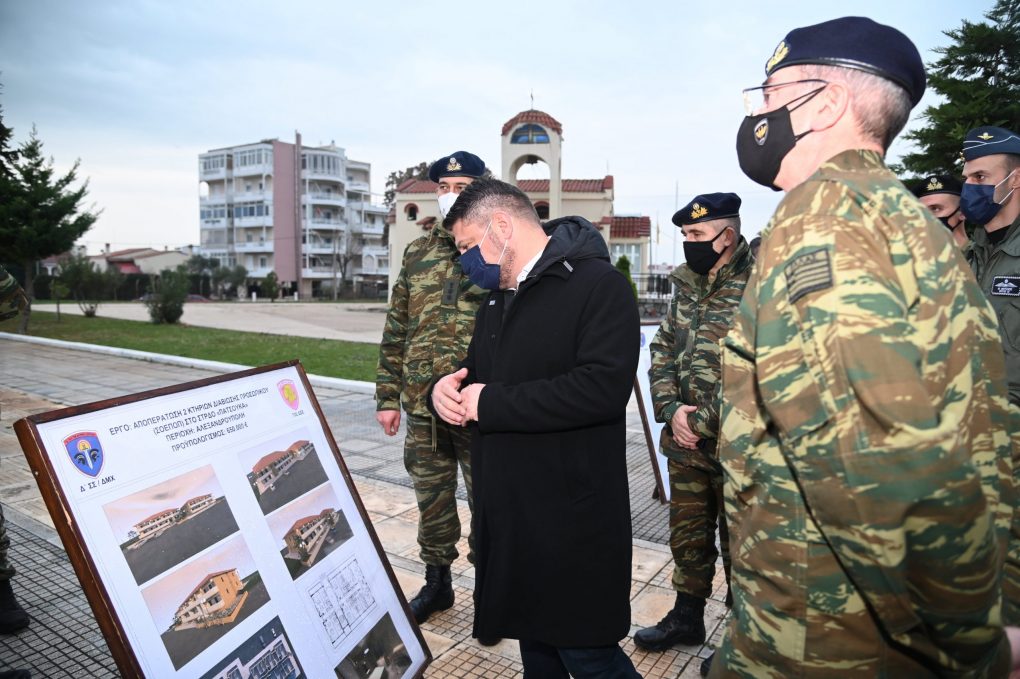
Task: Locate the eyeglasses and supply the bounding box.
[742,79,828,115]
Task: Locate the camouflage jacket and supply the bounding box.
[375,225,487,416]
[715,150,1015,677]
[648,238,752,464]
[0,265,27,321]
[965,212,1020,406]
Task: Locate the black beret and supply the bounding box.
[910,174,962,198]
[962,126,1020,161]
[764,16,926,107]
[672,192,741,227]
[428,151,486,182]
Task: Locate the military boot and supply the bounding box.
[633,592,705,651]
[409,564,453,624]
[0,580,29,634]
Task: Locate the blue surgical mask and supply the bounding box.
[961,170,1017,225]
[458,221,507,290]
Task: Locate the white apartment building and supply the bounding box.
[198,133,389,298]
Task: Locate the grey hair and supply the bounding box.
[801,64,913,151]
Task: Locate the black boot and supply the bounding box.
[0,580,29,634]
[633,592,705,651]
[0,670,31,679]
[700,651,714,677]
[409,564,453,624]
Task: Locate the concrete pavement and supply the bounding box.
[0,336,725,678]
[31,301,389,344]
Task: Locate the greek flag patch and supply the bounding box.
[785,249,832,303]
[991,276,1020,297]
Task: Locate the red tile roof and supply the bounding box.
[253,449,289,473]
[516,177,614,193]
[610,216,652,239]
[417,216,437,228]
[502,109,563,136]
[398,179,439,194]
[136,508,177,525]
[180,568,237,608]
[287,440,310,452]
[287,514,322,536]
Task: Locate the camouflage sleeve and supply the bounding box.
[375,248,411,411]
[1006,409,1020,625]
[776,214,1007,664]
[687,367,722,441]
[648,301,681,425]
[0,265,28,322]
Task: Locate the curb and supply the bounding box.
[0,332,375,395]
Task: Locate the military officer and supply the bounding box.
[911,173,969,248]
[375,151,491,630]
[635,193,752,676]
[715,17,1019,677]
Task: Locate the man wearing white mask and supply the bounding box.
[375,151,494,635]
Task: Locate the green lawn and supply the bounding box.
[0,310,378,382]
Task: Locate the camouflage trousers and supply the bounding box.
[668,455,729,600]
[404,412,474,566]
[0,503,12,580]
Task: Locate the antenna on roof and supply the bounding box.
[530,90,534,109]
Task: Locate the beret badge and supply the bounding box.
[978,132,994,141]
[446,156,463,172]
[926,178,943,191]
[691,203,708,220]
[766,40,790,72]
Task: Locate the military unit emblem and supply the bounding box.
[754,119,769,146]
[992,276,1020,297]
[926,177,943,191]
[765,40,789,72]
[446,156,463,172]
[978,132,995,140]
[691,203,708,220]
[277,379,300,410]
[63,431,104,478]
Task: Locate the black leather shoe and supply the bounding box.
[0,580,29,635]
[633,595,706,651]
[477,636,501,646]
[700,651,714,677]
[0,670,31,679]
[409,564,453,624]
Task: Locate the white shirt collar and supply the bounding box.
[514,240,549,288]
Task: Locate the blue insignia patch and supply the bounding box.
[63,431,104,477]
[991,276,1020,297]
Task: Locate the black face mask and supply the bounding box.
[735,87,824,190]
[938,206,961,230]
[683,227,729,275]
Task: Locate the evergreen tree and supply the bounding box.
[898,0,1020,176]
[262,271,279,302]
[383,161,430,208]
[0,125,99,332]
[614,255,639,299]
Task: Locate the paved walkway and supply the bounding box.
[0,337,726,678]
[31,301,389,344]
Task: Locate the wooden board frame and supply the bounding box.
[14,360,431,679]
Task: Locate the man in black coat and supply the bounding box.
[430,178,642,678]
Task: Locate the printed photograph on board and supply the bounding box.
[266,483,354,580]
[334,612,412,679]
[140,535,270,670]
[102,465,240,585]
[199,615,305,679]
[239,429,329,515]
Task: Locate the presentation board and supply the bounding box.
[14,361,429,679]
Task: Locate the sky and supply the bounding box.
[0,1,992,267]
[103,464,224,542]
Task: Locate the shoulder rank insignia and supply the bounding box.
[766,40,789,72]
[446,156,462,172]
[978,132,994,141]
[691,203,708,220]
[926,177,943,191]
[785,249,832,303]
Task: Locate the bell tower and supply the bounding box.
[501,109,563,219]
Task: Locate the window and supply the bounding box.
[201,155,225,172]
[405,203,418,220]
[534,202,549,220]
[511,124,550,144]
[259,257,267,268]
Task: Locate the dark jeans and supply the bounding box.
[0,504,13,581]
[519,639,642,678]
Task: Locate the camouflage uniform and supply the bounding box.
[0,265,27,581]
[965,212,1020,624]
[713,150,1017,677]
[376,226,486,565]
[648,239,753,598]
